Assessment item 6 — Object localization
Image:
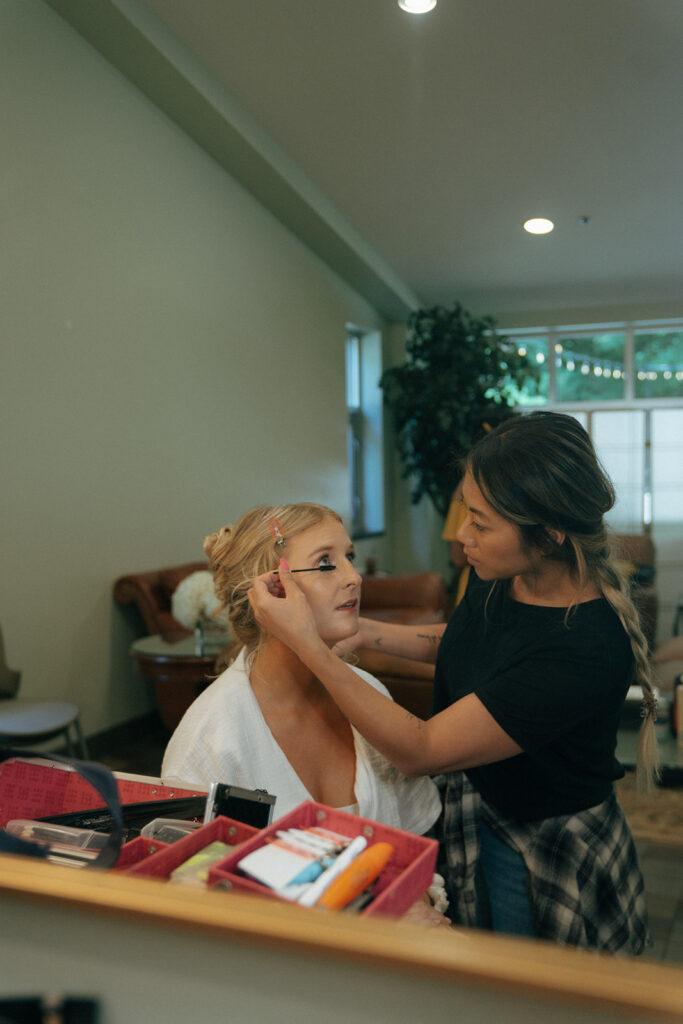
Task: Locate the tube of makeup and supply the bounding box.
[297,835,367,907]
[317,842,394,911]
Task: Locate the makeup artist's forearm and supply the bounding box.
[295,644,447,775]
[359,618,447,664]
[298,642,522,775]
[302,645,429,771]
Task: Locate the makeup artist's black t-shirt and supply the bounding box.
[432,579,633,821]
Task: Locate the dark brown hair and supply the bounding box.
[467,412,658,791]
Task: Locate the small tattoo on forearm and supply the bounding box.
[417,633,439,645]
[405,711,423,728]
[374,637,383,647]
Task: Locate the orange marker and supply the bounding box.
[317,842,394,911]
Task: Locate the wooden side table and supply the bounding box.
[130,633,232,731]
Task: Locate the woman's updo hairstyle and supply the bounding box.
[466,411,659,791]
[466,411,615,555]
[204,503,342,657]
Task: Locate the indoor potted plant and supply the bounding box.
[380,301,533,518]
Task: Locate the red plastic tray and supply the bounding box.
[0,757,206,828]
[113,835,170,871]
[208,800,437,918]
[122,815,259,879]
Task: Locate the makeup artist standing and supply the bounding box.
[249,413,657,954]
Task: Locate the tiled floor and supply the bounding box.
[97,722,683,965]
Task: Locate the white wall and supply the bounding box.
[0,0,393,736]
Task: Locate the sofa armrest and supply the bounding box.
[113,561,208,640]
[356,649,435,719]
[361,572,446,616]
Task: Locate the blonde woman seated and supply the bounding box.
[162,503,446,923]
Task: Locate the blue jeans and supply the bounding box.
[475,821,536,937]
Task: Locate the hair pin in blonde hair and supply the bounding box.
[269,516,286,547]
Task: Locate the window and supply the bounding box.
[510,325,683,406]
[505,320,683,641]
[556,332,627,402]
[346,327,385,538]
[635,330,683,399]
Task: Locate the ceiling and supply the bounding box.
[49,0,683,321]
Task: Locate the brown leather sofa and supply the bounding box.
[114,536,663,722]
[113,561,209,642]
[114,563,447,720]
[356,571,446,718]
[359,572,447,625]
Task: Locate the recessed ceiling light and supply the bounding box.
[523,218,554,235]
[398,0,437,13]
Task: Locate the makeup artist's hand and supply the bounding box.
[331,621,363,658]
[401,896,452,929]
[248,559,322,655]
[331,616,374,658]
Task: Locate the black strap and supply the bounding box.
[0,749,124,869]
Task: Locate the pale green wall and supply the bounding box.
[382,325,451,579]
[0,0,403,737]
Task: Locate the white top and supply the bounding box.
[162,650,441,834]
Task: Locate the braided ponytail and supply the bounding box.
[590,543,660,792]
[567,532,660,792]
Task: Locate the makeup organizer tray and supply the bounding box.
[206,800,438,918]
[122,814,259,879]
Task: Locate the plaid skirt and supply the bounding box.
[437,772,649,954]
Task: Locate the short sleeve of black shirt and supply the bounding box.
[432,580,634,820]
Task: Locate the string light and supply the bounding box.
[548,346,681,384]
[511,337,682,389]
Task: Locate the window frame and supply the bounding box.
[505,320,683,410]
[503,319,683,536]
[346,325,386,540]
